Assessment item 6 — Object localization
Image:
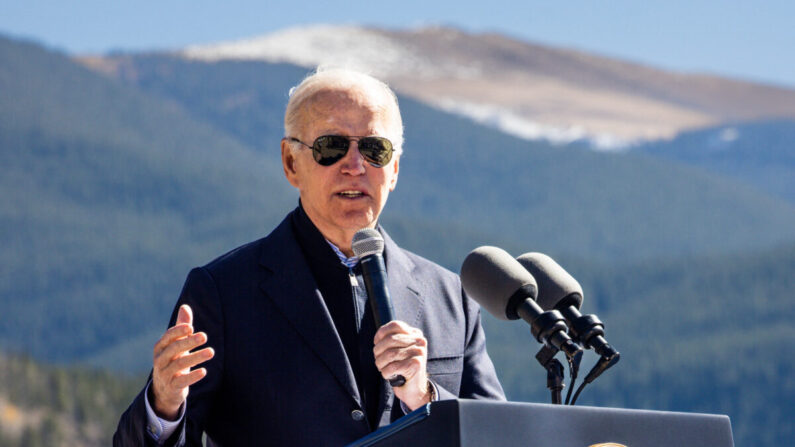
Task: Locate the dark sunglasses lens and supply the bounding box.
[312,135,394,167]
[313,135,349,166]
[358,137,393,167]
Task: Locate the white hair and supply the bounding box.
[283,67,404,156]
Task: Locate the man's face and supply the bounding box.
[282,88,400,242]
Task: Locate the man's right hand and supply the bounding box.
[151,304,215,420]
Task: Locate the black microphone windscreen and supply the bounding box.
[352,228,384,258]
[460,246,537,321]
[516,253,583,310]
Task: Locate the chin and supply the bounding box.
[337,210,377,231]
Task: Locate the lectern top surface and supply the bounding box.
[347,399,734,447]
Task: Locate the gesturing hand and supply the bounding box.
[151,305,215,420]
[373,320,433,411]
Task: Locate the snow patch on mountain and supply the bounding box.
[182,25,635,150]
[705,126,741,151]
[434,99,631,150]
[183,25,477,80]
[719,127,739,143]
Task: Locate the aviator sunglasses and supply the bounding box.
[286,135,394,167]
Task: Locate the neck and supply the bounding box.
[317,224,380,258]
[298,204,376,258]
[324,231,356,257]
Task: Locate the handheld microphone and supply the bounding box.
[352,228,406,387]
[516,253,619,364]
[460,246,582,359]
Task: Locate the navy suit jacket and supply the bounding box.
[114,210,505,446]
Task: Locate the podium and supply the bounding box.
[347,399,734,447]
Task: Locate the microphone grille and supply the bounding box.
[460,246,537,321]
[516,252,583,310]
[352,228,384,258]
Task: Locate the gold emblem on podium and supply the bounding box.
[589,443,627,447]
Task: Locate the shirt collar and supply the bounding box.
[326,240,359,269]
[292,201,359,269]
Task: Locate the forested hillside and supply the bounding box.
[638,119,795,203]
[0,352,142,446]
[1,35,794,446]
[1,37,295,365]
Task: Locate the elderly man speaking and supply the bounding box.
[114,68,505,446]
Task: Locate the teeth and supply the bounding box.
[338,191,364,197]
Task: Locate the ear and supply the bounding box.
[281,139,301,188]
[388,155,399,191]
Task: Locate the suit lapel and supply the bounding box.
[258,216,362,407]
[383,229,422,328]
[377,228,423,422]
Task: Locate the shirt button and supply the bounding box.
[350,409,365,421]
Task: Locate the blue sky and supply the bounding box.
[1,0,793,87]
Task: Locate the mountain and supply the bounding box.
[83,53,795,265]
[144,24,795,148]
[4,36,795,366]
[637,119,795,203]
[2,33,794,447]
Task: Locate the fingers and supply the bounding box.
[153,323,193,357]
[150,305,211,418]
[373,320,414,346]
[372,322,428,378]
[176,304,193,326]
[171,367,208,389]
[374,343,426,372]
[376,350,425,379]
[373,334,427,367]
[154,332,209,370]
[169,347,215,373]
[372,322,432,410]
[373,323,425,357]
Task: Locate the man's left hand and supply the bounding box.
[373,320,433,411]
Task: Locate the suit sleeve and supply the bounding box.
[114,267,225,446]
[113,384,166,447]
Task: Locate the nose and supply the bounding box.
[339,140,367,175]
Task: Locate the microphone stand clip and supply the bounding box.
[535,345,583,405]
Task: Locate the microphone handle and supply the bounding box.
[361,255,396,325]
[360,254,406,387]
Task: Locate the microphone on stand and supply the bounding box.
[516,253,619,363]
[460,246,582,360]
[516,252,620,404]
[352,228,406,387]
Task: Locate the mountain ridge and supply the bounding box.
[2,34,794,447]
[638,119,795,203]
[6,37,795,365]
[159,24,795,148]
[83,52,795,264]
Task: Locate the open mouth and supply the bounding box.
[336,190,367,199]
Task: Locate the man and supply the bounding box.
[114,68,505,446]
